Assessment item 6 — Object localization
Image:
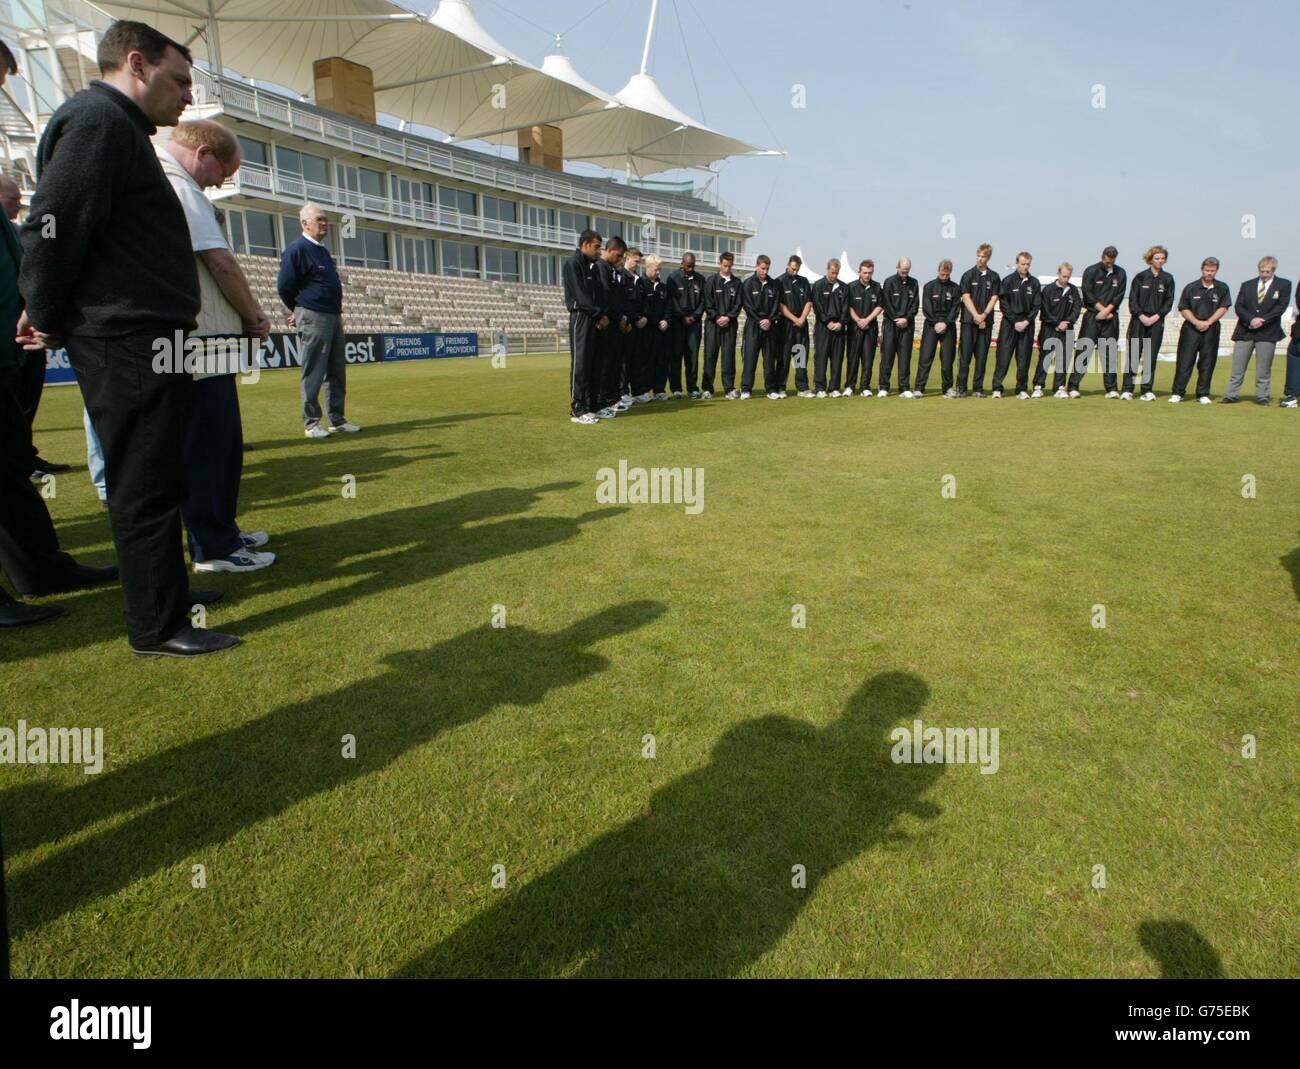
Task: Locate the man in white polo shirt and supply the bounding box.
[157,120,276,573]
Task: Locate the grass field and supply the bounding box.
[3,353,1297,978]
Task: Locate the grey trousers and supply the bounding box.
[297,307,347,427]
[1224,339,1277,401]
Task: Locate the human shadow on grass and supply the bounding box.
[393,670,942,978]
[1282,539,1300,604]
[1137,920,1225,979]
[225,482,619,636]
[0,583,124,664]
[3,600,665,939]
[239,444,457,509]
[243,412,518,449]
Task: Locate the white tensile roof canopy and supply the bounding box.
[92,0,778,175]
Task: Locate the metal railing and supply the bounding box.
[190,67,757,238]
[224,162,757,269]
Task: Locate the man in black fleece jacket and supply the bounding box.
[16,21,239,658]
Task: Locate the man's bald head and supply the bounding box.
[0,175,22,221]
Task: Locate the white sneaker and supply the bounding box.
[614,398,633,411]
[689,390,702,399]
[1199,396,1215,405]
[1140,392,1155,402]
[1281,397,1297,408]
[239,531,270,549]
[701,390,712,399]
[1032,387,1044,398]
[1069,390,1081,399]
[570,412,600,424]
[877,389,888,398]
[655,391,670,401]
[620,394,634,405]
[944,388,957,398]
[1105,390,1120,399]
[194,548,276,573]
[862,389,872,397]
[725,390,738,399]
[1168,395,1182,404]
[829,389,840,398]
[327,421,361,433]
[596,407,618,419]
[1017,391,1030,400]
[1120,391,1133,400]
[779,391,789,398]
[672,391,684,399]
[815,390,827,398]
[1054,387,1067,398]
[842,388,853,398]
[901,390,914,399]
[305,424,330,439]
[911,390,923,398]
[767,391,779,399]
[991,390,1002,399]
[635,392,653,404]
[739,391,751,400]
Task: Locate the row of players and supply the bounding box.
[562,235,1298,423]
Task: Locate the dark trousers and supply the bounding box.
[669,319,701,393]
[958,321,994,392]
[19,349,44,423]
[994,317,1036,392]
[1081,312,1122,391]
[1172,323,1221,398]
[702,319,738,394]
[1284,336,1300,400]
[648,325,671,393]
[626,327,649,396]
[879,318,916,391]
[813,322,847,391]
[0,369,76,595]
[916,322,956,393]
[67,332,192,648]
[783,321,808,391]
[182,374,244,564]
[1123,319,1165,393]
[742,320,775,393]
[569,313,600,416]
[1035,324,1075,391]
[597,326,626,408]
[846,327,878,393]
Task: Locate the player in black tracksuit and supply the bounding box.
[741,255,782,397]
[639,260,673,397]
[1123,247,1174,397]
[916,262,960,395]
[957,249,1000,395]
[1079,248,1127,395]
[846,263,884,394]
[667,254,706,396]
[811,262,852,393]
[879,261,920,393]
[562,230,608,420]
[702,253,743,397]
[595,237,629,411]
[777,256,813,394]
[993,255,1041,396]
[1171,258,1232,401]
[622,250,649,399]
[1035,265,1082,395]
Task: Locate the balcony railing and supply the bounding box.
[224,162,758,269]
[190,67,757,239]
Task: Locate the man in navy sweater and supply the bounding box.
[277,204,359,438]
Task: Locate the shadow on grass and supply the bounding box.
[1282,540,1300,603]
[226,481,620,635]
[239,444,457,509]
[4,600,665,940]
[394,670,941,978]
[1137,920,1225,979]
[243,412,518,449]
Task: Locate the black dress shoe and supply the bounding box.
[36,562,119,595]
[1254,398,1269,406]
[188,588,223,606]
[0,601,67,627]
[133,625,241,658]
[1221,397,1240,404]
[32,456,72,473]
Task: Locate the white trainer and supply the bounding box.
[877,389,888,397]
[1199,397,1214,405]
[304,424,330,439]
[725,390,738,399]
[327,421,361,433]
[596,407,618,419]
[701,390,712,399]
[1032,387,1044,398]
[740,391,751,399]
[1105,390,1120,399]
[862,389,872,397]
[1168,395,1182,404]
[1069,390,1081,399]
[239,531,270,549]
[655,391,670,401]
[1140,392,1155,401]
[1054,387,1067,398]
[193,548,276,573]
[901,390,914,399]
[991,390,1003,399]
[1120,391,1133,400]
[570,412,600,425]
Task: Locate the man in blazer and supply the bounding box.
[1224,256,1292,405]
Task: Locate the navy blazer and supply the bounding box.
[1231,275,1292,342]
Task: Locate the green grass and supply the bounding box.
[3,353,1298,978]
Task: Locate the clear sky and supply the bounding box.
[440,0,1295,288]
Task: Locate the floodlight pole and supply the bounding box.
[639,0,658,75]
